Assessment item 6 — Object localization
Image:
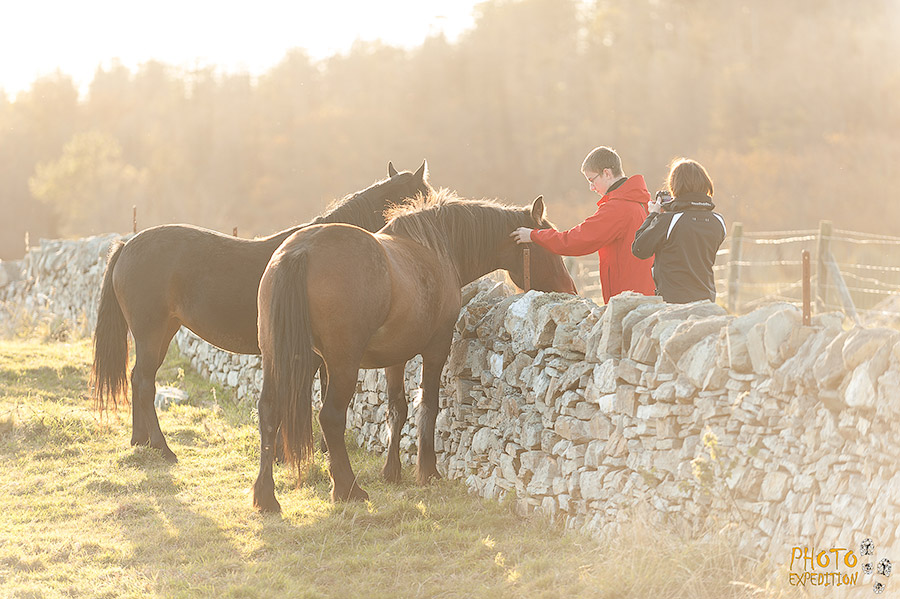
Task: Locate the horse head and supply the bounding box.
[386,160,430,202]
[503,196,577,295]
[319,161,432,231]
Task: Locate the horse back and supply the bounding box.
[113,224,288,353]
[264,225,459,367]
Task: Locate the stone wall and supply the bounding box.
[4,235,900,560]
[0,234,123,336]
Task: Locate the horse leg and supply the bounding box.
[132,318,180,462]
[381,362,408,483]
[129,333,151,447]
[416,332,453,484]
[252,373,282,513]
[319,362,368,502]
[316,359,330,454]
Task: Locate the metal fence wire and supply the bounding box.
[566,221,900,327]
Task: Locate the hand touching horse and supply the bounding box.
[253,191,576,511]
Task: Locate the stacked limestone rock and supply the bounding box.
[5,236,900,558]
[174,329,264,405]
[404,285,900,556]
[0,234,124,335]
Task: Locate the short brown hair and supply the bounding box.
[582,146,624,178]
[666,158,714,197]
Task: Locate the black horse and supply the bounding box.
[92,162,431,462]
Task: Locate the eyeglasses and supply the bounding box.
[587,171,604,188]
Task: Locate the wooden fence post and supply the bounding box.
[802,250,811,325]
[233,227,238,237]
[523,247,531,291]
[816,220,832,312]
[727,222,743,313]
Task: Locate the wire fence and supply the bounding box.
[567,221,900,327]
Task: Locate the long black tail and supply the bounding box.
[265,251,316,469]
[91,239,130,413]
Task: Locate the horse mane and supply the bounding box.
[311,177,396,232]
[382,188,540,281]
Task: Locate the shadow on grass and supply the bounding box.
[101,447,253,596]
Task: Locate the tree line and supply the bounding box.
[2,0,899,259]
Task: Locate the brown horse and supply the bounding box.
[92,162,431,462]
[253,190,577,511]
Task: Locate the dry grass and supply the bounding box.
[0,338,797,599]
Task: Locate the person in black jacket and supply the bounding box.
[632,159,726,303]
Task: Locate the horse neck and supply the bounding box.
[311,189,388,232]
[445,223,516,288]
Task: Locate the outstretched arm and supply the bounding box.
[529,206,630,257]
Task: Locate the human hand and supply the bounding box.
[510,227,534,244]
[650,190,670,214]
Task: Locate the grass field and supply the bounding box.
[0,338,791,599]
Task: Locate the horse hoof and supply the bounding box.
[253,495,282,514]
[416,468,441,485]
[333,485,369,502]
[157,447,178,463]
[382,462,402,483]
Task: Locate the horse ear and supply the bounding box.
[531,196,545,222]
[414,160,428,182]
[388,162,398,177]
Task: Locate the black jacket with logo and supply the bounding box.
[631,192,726,303]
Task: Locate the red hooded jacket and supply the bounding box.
[530,175,656,303]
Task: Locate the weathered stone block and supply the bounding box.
[662,315,730,361]
[520,415,543,449]
[760,471,790,502]
[589,413,613,439]
[591,292,663,359]
[580,470,607,501]
[762,306,802,367]
[676,333,719,389]
[813,330,851,390]
[615,385,637,417]
[843,363,876,409]
[555,416,593,443]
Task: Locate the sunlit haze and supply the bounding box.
[0,0,478,97]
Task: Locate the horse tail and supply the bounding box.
[265,251,316,470]
[91,239,130,413]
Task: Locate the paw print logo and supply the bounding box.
[861,538,892,595]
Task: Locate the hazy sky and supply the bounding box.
[1,0,478,97]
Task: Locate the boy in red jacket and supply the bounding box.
[511,146,655,303]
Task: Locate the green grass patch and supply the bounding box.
[0,338,793,598]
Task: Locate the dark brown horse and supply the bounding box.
[253,190,577,511]
[92,162,431,462]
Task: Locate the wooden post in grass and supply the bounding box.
[802,250,811,325]
[727,222,743,313]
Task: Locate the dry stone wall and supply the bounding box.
[0,234,125,336]
[4,236,900,559]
